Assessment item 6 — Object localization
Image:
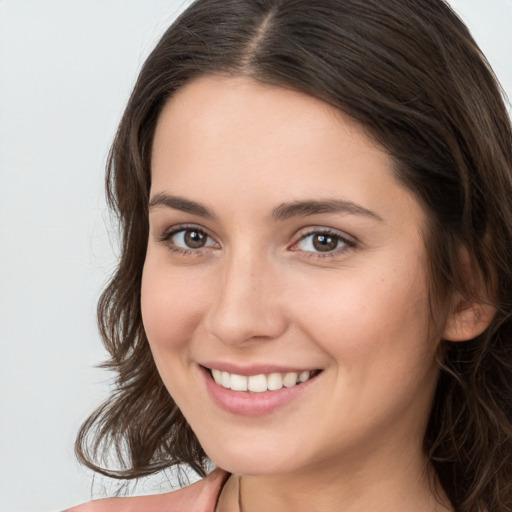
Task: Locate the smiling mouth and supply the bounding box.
[205,367,322,393]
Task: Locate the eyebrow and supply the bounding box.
[271,199,383,222]
[148,192,383,223]
[148,192,216,219]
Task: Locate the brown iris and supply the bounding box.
[312,233,339,252]
[184,229,207,248]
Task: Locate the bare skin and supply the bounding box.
[70,75,492,511]
[143,76,455,512]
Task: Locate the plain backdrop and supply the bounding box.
[0,1,511,511]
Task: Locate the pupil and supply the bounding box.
[313,234,337,252]
[184,230,206,248]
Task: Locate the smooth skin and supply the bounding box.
[70,75,491,511]
[143,75,453,512]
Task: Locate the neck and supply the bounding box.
[218,442,452,512]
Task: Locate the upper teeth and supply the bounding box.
[211,369,313,392]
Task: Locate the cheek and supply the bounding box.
[289,256,434,372]
[140,259,209,355]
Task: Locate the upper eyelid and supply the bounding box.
[158,225,219,254]
[155,223,356,251]
[293,226,357,243]
[159,223,215,240]
[158,224,353,237]
[289,228,357,256]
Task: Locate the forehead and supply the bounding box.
[150,75,424,230]
[153,75,378,161]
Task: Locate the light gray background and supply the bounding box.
[0,1,511,511]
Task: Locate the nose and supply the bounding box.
[205,249,288,346]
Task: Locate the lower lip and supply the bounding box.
[200,366,320,417]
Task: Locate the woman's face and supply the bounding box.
[142,75,441,476]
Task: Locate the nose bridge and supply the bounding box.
[206,244,287,345]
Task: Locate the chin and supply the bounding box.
[202,436,309,476]
[210,455,295,476]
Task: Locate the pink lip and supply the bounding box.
[199,365,321,417]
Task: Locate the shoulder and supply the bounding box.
[64,468,230,512]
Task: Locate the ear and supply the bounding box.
[442,245,497,342]
[442,293,496,342]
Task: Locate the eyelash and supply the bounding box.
[291,229,356,259]
[158,225,356,259]
[158,224,218,257]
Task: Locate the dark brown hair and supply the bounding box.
[76,1,512,510]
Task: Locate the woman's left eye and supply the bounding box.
[292,230,355,255]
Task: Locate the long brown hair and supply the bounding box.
[76,1,512,510]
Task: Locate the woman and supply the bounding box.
[68,0,512,511]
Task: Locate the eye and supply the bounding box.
[160,226,218,254]
[173,229,212,249]
[292,229,355,256]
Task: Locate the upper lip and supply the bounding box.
[200,361,321,376]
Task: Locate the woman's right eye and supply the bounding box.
[159,227,218,254]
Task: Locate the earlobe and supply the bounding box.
[442,245,497,342]
[442,296,496,342]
